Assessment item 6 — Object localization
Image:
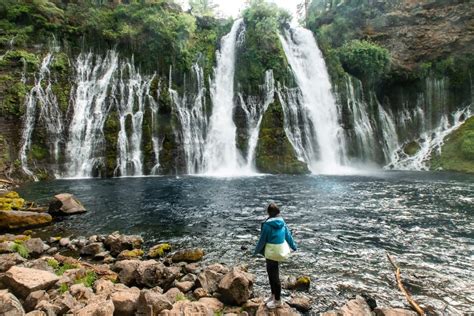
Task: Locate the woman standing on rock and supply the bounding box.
[254,203,297,309]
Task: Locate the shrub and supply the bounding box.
[11,241,29,259]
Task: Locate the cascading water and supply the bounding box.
[279,27,347,174]
[201,19,246,176]
[114,62,154,177]
[65,51,119,178]
[171,64,208,174]
[240,70,275,170]
[20,53,63,180]
[149,80,162,175]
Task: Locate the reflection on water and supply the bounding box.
[19,172,474,314]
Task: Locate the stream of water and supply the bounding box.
[19,172,474,314]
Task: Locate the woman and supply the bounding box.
[254,203,297,309]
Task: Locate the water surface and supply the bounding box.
[19,171,474,314]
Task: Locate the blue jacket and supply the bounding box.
[254,217,297,256]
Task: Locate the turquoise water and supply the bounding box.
[20,171,474,314]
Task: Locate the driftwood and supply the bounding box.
[387,253,425,315]
[0,178,13,185]
[53,253,118,281]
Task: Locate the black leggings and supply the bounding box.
[266,259,281,301]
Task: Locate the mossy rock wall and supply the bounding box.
[255,95,309,174]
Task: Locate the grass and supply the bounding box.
[75,271,97,288]
[10,242,29,259]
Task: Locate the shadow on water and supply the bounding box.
[18,171,474,314]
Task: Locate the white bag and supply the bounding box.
[264,241,291,262]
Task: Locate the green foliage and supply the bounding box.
[460,131,474,159]
[75,271,97,288]
[59,283,69,294]
[55,263,78,276]
[189,0,218,17]
[30,144,49,161]
[47,258,60,269]
[337,40,390,83]
[175,292,187,302]
[11,241,30,258]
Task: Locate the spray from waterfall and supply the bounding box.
[279,27,347,174]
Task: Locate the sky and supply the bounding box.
[181,0,299,18]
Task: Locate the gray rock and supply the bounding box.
[24,238,47,257]
[217,267,254,306]
[196,269,225,294]
[0,253,27,272]
[0,289,25,316]
[136,260,166,288]
[59,238,71,247]
[80,242,105,257]
[136,289,173,315]
[48,193,86,215]
[174,280,194,293]
[3,266,60,298]
[104,232,143,257]
[24,290,49,312]
[111,287,140,315]
[288,295,312,312]
[113,260,140,286]
[0,241,15,254]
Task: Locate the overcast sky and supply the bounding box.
[180,0,299,18]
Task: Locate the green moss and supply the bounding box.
[148,243,172,258]
[255,98,309,174]
[10,241,30,258]
[30,144,49,161]
[75,271,97,288]
[431,117,474,173]
[55,263,78,276]
[403,141,421,156]
[47,258,60,270]
[59,283,69,294]
[0,50,40,69]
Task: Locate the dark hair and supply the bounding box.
[267,203,280,218]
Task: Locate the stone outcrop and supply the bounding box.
[48,193,86,215]
[3,266,60,298]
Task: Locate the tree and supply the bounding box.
[189,0,218,17]
[297,0,310,25]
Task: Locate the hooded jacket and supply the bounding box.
[254,217,297,256]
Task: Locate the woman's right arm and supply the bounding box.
[285,226,297,251]
[254,224,270,256]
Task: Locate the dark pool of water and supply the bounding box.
[19,171,474,314]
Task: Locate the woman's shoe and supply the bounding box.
[266,300,282,309]
[264,296,274,304]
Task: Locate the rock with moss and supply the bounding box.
[117,249,144,260]
[430,116,474,173]
[284,275,311,292]
[171,248,204,263]
[0,191,25,210]
[0,210,52,230]
[148,243,172,259]
[255,97,309,174]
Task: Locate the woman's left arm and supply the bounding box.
[285,225,298,251]
[254,224,270,256]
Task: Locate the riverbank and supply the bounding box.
[0,230,420,316]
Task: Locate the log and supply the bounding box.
[387,253,425,316]
[53,253,117,281]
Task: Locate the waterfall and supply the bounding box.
[65,51,119,178]
[20,53,63,180]
[149,80,162,175]
[241,70,275,170]
[114,62,154,177]
[201,19,246,176]
[376,101,399,163]
[279,27,347,174]
[171,64,208,174]
[388,107,471,170]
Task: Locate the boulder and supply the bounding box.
[59,237,71,247]
[0,289,25,316]
[374,307,418,316]
[217,267,254,306]
[93,279,116,296]
[0,210,52,230]
[340,296,373,315]
[0,253,27,272]
[136,289,173,315]
[0,241,15,254]
[171,248,204,263]
[80,242,106,257]
[284,275,311,291]
[193,287,209,299]
[174,280,194,293]
[24,290,49,312]
[0,191,25,210]
[164,287,183,304]
[198,297,224,313]
[75,298,115,316]
[255,302,299,316]
[69,283,94,302]
[197,269,225,294]
[48,193,86,215]
[104,232,143,257]
[52,292,81,314]
[288,295,312,312]
[111,287,140,315]
[160,266,182,290]
[3,266,60,298]
[113,259,140,286]
[136,260,166,288]
[184,263,200,274]
[160,301,213,316]
[24,238,47,257]
[117,249,144,260]
[147,243,172,258]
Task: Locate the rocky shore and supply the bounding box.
[0,189,420,315]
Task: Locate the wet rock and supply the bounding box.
[59,237,71,247]
[75,298,115,316]
[198,297,224,313]
[193,287,209,299]
[171,248,204,263]
[113,259,140,286]
[24,238,47,257]
[148,243,172,258]
[374,307,418,316]
[117,248,144,260]
[137,288,173,315]
[104,232,143,257]
[174,280,194,293]
[339,296,372,315]
[288,295,312,312]
[3,266,60,298]
[217,267,254,305]
[284,275,311,291]
[160,300,213,316]
[48,193,86,215]
[24,290,49,312]
[80,242,106,257]
[0,210,52,230]
[0,253,27,272]
[0,289,25,316]
[111,287,140,315]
